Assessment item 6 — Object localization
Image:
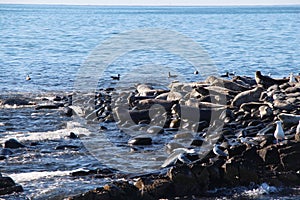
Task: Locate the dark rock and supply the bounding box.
[190,137,204,146]
[68,132,79,139]
[279,142,300,171]
[100,126,108,131]
[258,145,280,165]
[4,139,26,149]
[63,106,73,117]
[222,158,240,186]
[191,121,208,132]
[69,181,142,200]
[277,171,300,186]
[35,104,59,110]
[168,165,208,196]
[1,98,30,106]
[0,148,13,155]
[135,177,173,199]
[227,144,247,158]
[55,144,80,150]
[242,146,263,165]
[128,137,152,145]
[0,176,23,195]
[238,160,259,185]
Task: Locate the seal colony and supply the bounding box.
[68,71,300,200]
[1,71,300,199]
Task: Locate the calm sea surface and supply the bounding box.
[0,4,300,199]
[0,5,300,92]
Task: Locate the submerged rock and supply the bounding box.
[0,176,23,195]
[4,139,26,149]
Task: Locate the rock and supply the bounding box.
[295,133,300,141]
[0,176,23,195]
[227,144,247,158]
[63,106,73,117]
[147,126,164,134]
[277,171,300,186]
[278,142,300,171]
[258,145,280,165]
[68,132,79,139]
[168,165,208,196]
[135,177,173,199]
[0,148,13,155]
[222,158,240,186]
[69,181,142,200]
[136,99,177,111]
[231,86,264,108]
[35,104,60,110]
[55,144,80,150]
[1,98,30,106]
[128,137,152,145]
[4,139,26,149]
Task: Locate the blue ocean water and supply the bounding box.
[0,4,300,92]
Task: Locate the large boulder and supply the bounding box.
[0,176,23,195]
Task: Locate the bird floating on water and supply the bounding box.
[194,70,199,75]
[274,121,285,144]
[26,74,31,81]
[213,144,228,157]
[168,72,178,78]
[110,74,120,80]
[220,71,235,78]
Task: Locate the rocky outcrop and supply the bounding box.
[0,175,23,195]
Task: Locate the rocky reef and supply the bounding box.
[68,72,300,199]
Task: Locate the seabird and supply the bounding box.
[274,121,285,144]
[161,148,195,168]
[194,70,199,75]
[220,72,229,78]
[296,120,300,135]
[289,72,296,83]
[26,74,31,81]
[168,72,177,78]
[110,74,120,80]
[213,144,228,157]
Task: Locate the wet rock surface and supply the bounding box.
[69,72,300,199]
[0,174,23,195]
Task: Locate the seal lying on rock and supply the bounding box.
[231,86,264,108]
[278,113,300,125]
[255,71,289,88]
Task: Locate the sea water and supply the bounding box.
[0,4,300,199]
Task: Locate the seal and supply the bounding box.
[255,71,288,88]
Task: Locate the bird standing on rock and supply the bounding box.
[274,121,285,144]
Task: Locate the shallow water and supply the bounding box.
[1,4,300,199]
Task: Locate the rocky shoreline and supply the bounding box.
[68,72,300,199]
[1,71,300,199]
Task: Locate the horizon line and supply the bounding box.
[1,3,300,7]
